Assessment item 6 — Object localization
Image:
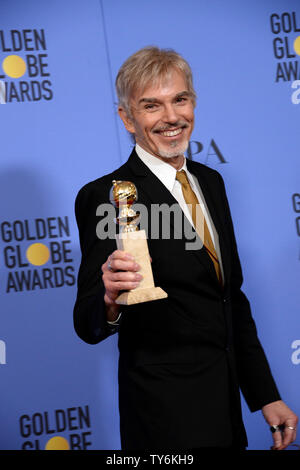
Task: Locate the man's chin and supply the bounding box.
[157,142,189,159]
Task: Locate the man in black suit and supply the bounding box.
[73,46,297,450]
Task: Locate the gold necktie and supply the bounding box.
[176,170,223,285]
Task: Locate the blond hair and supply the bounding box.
[115,46,196,116]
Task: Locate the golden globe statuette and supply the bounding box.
[110,180,168,305]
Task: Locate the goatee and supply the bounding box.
[157,140,189,159]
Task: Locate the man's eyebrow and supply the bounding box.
[138,97,158,104]
[175,91,191,98]
[138,91,191,105]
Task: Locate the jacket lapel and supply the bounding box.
[126,149,179,212]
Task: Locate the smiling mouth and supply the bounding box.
[154,125,188,138]
[160,128,183,137]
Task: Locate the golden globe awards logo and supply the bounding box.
[0,216,75,293]
[19,405,92,450]
[270,12,300,82]
[0,29,53,103]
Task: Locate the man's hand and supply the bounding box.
[262,400,298,450]
[101,250,142,322]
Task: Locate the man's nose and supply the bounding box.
[162,104,178,123]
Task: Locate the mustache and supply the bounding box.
[152,121,189,133]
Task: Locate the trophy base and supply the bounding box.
[115,287,168,306]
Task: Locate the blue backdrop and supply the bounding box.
[0,0,299,450]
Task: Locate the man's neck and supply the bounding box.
[135,144,185,170]
[160,154,185,170]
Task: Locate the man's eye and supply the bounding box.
[144,103,159,112]
[176,97,187,103]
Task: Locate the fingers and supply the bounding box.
[271,423,298,450]
[271,426,283,450]
[107,271,143,290]
[103,250,140,274]
[281,418,298,450]
[102,250,143,303]
[262,400,298,451]
[281,426,297,450]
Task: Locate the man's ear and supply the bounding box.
[118,107,135,134]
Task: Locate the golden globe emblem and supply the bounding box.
[110,180,137,206]
[110,180,140,232]
[110,180,168,305]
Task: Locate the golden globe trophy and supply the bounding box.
[110,180,168,305]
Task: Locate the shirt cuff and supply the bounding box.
[107,312,122,326]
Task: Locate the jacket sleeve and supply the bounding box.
[217,173,281,411]
[73,182,118,345]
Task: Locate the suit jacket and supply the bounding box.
[73,149,281,450]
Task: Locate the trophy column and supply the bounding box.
[116,229,167,305]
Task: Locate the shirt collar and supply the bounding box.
[135,144,187,193]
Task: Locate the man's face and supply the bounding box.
[119,69,195,160]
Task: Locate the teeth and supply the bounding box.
[161,128,182,137]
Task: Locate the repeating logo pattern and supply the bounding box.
[0,217,75,293]
[0,29,53,103]
[19,405,92,450]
